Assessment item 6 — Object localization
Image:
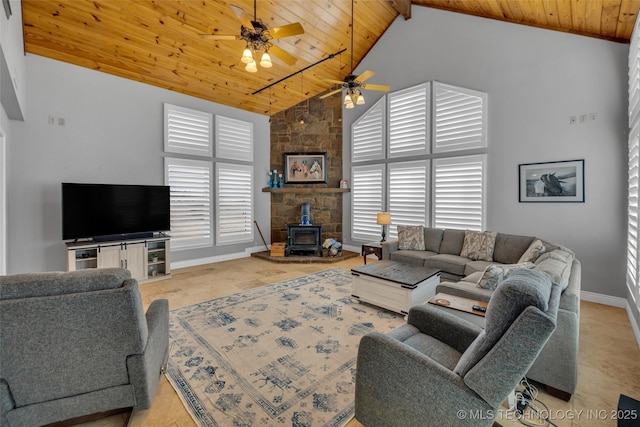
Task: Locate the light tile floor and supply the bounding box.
[75,256,640,427]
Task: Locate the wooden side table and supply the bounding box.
[361,242,382,264]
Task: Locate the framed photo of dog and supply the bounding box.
[518,159,585,203]
[284,152,328,184]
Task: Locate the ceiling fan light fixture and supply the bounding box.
[260,52,272,68]
[345,100,355,109]
[356,93,365,105]
[344,93,353,105]
[245,59,258,73]
[241,47,254,64]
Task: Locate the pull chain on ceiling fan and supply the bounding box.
[320,0,390,107]
[200,0,304,73]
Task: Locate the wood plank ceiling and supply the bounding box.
[22,1,640,116]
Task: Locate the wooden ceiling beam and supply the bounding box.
[390,0,412,20]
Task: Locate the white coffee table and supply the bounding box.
[351,260,440,316]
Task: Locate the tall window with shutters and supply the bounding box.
[351,81,487,242]
[215,116,254,245]
[164,105,254,250]
[164,157,212,250]
[628,17,640,315]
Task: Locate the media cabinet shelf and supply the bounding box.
[66,236,171,283]
[262,187,350,193]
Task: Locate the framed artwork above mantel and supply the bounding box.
[283,152,328,184]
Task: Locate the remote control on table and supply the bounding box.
[472,305,487,312]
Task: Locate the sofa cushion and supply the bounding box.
[424,254,469,276]
[454,269,553,377]
[460,230,497,261]
[477,262,536,290]
[534,248,574,290]
[518,239,546,263]
[493,233,536,264]
[390,250,436,266]
[398,225,426,250]
[439,229,466,255]
[424,227,444,253]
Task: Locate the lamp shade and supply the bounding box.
[260,52,272,68]
[241,48,253,64]
[245,60,258,73]
[376,212,391,225]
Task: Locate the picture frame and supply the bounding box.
[283,152,328,184]
[519,159,585,203]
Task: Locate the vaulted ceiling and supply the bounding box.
[21,1,640,116]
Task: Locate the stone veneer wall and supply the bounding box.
[269,93,344,244]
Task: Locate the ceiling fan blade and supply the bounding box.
[361,83,391,92]
[230,4,254,30]
[269,45,297,65]
[322,78,346,85]
[267,22,304,39]
[355,70,375,83]
[199,34,240,40]
[320,88,344,99]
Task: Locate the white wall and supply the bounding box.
[343,6,629,297]
[0,0,26,119]
[8,54,270,274]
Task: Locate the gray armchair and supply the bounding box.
[0,268,169,427]
[355,269,561,427]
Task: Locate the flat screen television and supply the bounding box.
[62,182,170,241]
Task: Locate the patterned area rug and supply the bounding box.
[166,268,404,427]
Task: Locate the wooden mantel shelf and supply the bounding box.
[262,187,350,193]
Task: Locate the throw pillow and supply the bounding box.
[477,262,535,290]
[518,239,546,263]
[460,230,497,261]
[397,225,426,250]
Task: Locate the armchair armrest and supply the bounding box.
[407,304,482,353]
[126,298,169,410]
[355,332,493,427]
[381,239,399,260]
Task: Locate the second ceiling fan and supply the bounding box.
[200,0,304,72]
[321,0,390,107]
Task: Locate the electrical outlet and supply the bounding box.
[590,112,597,121]
[58,117,66,127]
[570,116,576,124]
[48,116,56,125]
[580,114,587,123]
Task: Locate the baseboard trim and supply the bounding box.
[170,245,263,270]
[625,301,640,350]
[581,290,640,349]
[580,290,627,308]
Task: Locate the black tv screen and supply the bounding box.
[62,183,170,241]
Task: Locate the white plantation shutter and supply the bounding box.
[216,163,253,244]
[433,82,487,153]
[388,161,428,239]
[629,15,640,314]
[352,97,385,162]
[631,25,640,127]
[164,103,213,157]
[216,115,253,161]
[164,158,212,250]
[628,124,639,310]
[388,83,429,157]
[433,155,485,230]
[352,164,385,241]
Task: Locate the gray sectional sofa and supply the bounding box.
[380,226,580,401]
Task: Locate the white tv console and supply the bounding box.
[66,236,171,283]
